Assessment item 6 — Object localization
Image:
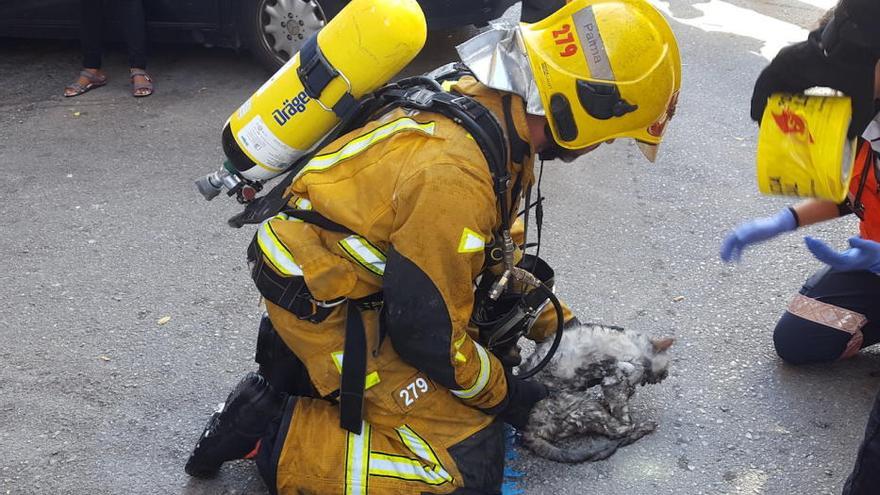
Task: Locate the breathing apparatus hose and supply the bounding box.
[515,281,564,379]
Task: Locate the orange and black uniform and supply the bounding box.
[773,137,880,365]
[247,77,569,494]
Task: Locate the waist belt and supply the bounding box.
[247,237,345,323]
[248,209,382,434]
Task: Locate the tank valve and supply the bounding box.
[195,164,245,201]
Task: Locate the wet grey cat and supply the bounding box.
[519,322,674,463]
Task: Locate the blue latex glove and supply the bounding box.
[720,208,798,263]
[804,236,880,273]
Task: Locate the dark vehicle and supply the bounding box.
[0,0,517,70]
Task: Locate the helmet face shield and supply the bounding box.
[635,140,660,163]
[520,0,682,160]
[636,89,679,162]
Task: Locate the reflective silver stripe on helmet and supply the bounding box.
[572,6,615,81]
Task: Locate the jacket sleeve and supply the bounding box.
[383,164,508,412]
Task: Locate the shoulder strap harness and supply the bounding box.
[237,66,555,434]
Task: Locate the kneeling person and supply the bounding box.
[186,0,681,493]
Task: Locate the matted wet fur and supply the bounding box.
[518,322,674,463]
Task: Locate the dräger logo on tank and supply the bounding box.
[272,91,311,126]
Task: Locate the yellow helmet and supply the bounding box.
[520,0,681,161]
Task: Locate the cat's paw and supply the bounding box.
[637,421,658,435]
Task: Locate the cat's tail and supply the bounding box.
[522,422,656,464]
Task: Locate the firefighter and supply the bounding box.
[724,2,880,492]
[185,1,681,493]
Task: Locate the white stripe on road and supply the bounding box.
[649,0,808,60]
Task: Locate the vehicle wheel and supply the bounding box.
[240,0,345,72]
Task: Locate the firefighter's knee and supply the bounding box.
[255,315,316,396]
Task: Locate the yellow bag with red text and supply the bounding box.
[756,93,856,203]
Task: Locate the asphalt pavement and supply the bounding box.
[1,1,877,494]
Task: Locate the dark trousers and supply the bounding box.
[844,389,880,494]
[769,267,880,493]
[772,267,880,365]
[80,0,147,69]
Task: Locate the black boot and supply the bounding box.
[185,372,285,478]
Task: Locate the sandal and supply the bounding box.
[130,69,153,97]
[63,69,107,97]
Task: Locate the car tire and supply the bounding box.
[240,0,346,72]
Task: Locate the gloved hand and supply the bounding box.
[750,29,877,139]
[805,236,880,273]
[497,372,549,430]
[720,208,798,263]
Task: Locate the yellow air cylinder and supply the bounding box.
[756,93,856,203]
[221,0,427,181]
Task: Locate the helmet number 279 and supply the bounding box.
[552,24,578,57]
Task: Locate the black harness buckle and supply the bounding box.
[297,35,338,100]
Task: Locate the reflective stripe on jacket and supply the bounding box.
[257,77,536,411]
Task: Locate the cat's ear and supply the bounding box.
[651,337,674,353]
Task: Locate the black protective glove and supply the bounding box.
[497,371,549,430]
[750,28,877,139]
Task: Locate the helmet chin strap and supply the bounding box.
[536,123,570,162]
[537,143,567,162]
